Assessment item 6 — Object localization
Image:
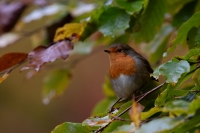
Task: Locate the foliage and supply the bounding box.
[1,0,200,133]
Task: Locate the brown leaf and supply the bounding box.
[0,53,28,73]
[21,40,73,71]
[129,101,144,127]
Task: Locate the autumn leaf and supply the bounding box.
[53,23,85,42]
[0,52,27,83]
[129,101,144,127]
[21,40,73,71]
[0,53,28,73]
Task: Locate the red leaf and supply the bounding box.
[0,53,28,73]
[21,40,74,71]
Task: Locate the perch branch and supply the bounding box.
[94,82,165,133]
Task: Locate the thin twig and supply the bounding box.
[111,116,131,122]
[94,83,165,133]
[118,83,165,117]
[173,96,183,99]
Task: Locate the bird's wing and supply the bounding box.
[138,56,159,81]
[137,55,154,73]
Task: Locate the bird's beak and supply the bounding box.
[104,49,110,53]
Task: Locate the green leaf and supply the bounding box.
[195,0,200,12]
[92,98,117,114]
[141,107,162,120]
[166,0,194,14]
[51,122,91,133]
[135,117,185,133]
[192,69,200,87]
[152,60,190,84]
[181,48,200,60]
[155,84,172,107]
[163,100,190,116]
[42,69,71,104]
[103,76,116,98]
[189,97,200,113]
[168,89,188,99]
[171,65,195,90]
[145,24,174,64]
[172,1,196,28]
[187,27,200,49]
[115,0,144,13]
[168,11,200,53]
[103,121,131,133]
[154,72,194,107]
[80,6,105,41]
[115,100,133,117]
[98,6,130,37]
[111,122,136,133]
[174,109,200,133]
[134,0,166,43]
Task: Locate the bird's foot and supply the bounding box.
[108,98,122,113]
[109,106,118,113]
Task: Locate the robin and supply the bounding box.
[104,43,155,112]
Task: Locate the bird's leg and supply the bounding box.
[134,89,143,99]
[134,83,147,99]
[109,98,122,113]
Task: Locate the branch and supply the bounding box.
[95,82,165,133]
[119,83,164,117]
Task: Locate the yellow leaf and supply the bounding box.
[129,101,144,127]
[53,23,85,42]
[0,73,9,83]
[141,107,162,120]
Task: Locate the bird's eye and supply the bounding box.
[117,49,122,53]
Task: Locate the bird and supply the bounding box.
[104,43,155,112]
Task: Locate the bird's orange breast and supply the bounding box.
[109,53,136,79]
